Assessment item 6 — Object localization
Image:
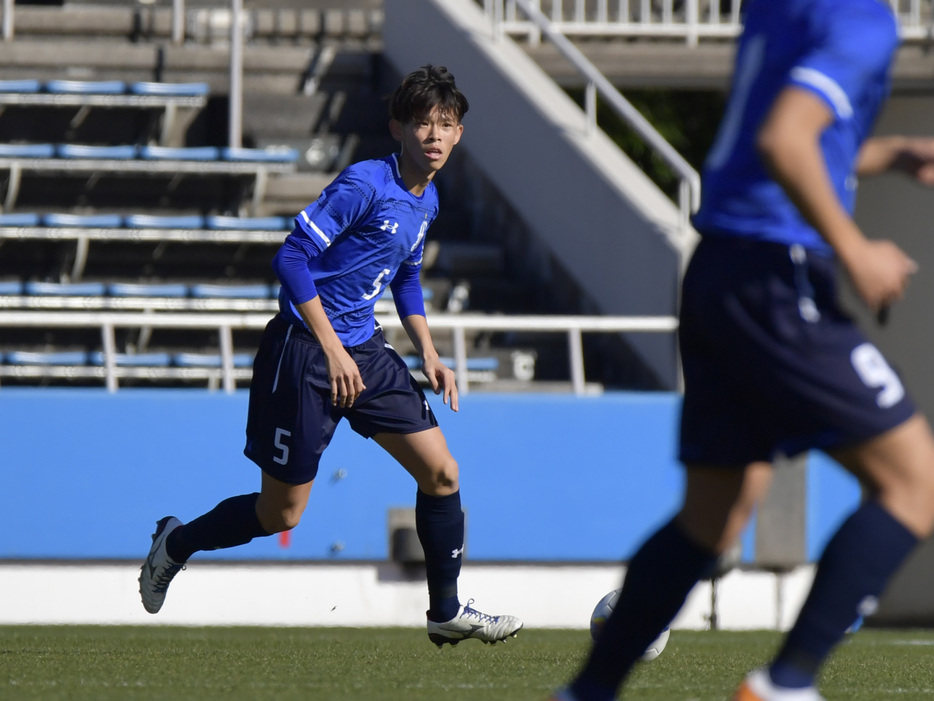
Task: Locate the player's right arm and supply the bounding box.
[272,166,374,408]
[756,86,916,312]
[295,295,365,408]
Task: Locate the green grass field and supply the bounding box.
[3,626,934,700]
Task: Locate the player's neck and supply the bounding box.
[396,153,435,197]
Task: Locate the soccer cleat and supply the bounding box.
[139,516,185,614]
[733,668,825,701]
[426,598,523,647]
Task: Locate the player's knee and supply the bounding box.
[424,457,459,495]
[258,504,304,533]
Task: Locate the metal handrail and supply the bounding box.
[0,310,678,396]
[488,0,932,44]
[487,0,701,236]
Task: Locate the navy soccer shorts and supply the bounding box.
[678,235,916,466]
[244,314,438,484]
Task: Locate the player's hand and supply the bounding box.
[895,137,934,186]
[324,346,365,408]
[422,355,458,412]
[842,238,918,314]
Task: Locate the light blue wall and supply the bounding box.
[0,390,859,562]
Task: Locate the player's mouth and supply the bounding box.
[424,148,444,161]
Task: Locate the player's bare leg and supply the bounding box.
[831,414,934,538]
[255,472,315,533]
[736,417,934,700]
[376,428,523,645]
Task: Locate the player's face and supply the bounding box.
[391,107,463,182]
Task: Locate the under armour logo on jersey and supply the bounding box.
[380,220,399,234]
[451,545,464,559]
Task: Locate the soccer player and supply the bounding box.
[552,1,934,699]
[139,65,523,647]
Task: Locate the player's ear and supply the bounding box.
[389,119,403,142]
[453,122,464,145]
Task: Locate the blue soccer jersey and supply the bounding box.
[273,154,436,346]
[692,0,898,252]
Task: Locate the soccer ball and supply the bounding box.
[589,588,670,661]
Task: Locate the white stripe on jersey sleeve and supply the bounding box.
[299,210,331,246]
[790,66,853,119]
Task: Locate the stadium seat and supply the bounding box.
[88,351,172,367]
[0,144,56,158]
[0,80,41,93]
[56,144,138,159]
[204,215,290,231]
[44,79,126,95]
[123,214,205,229]
[189,282,271,299]
[42,213,123,228]
[172,352,254,368]
[6,350,88,365]
[106,282,189,298]
[0,280,23,294]
[220,147,299,163]
[138,145,220,161]
[0,213,41,227]
[24,280,107,296]
[401,355,499,372]
[128,82,210,97]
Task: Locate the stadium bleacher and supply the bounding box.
[0,1,564,392]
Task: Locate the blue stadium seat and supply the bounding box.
[138,146,220,161]
[88,351,172,367]
[44,79,126,95]
[124,214,205,229]
[128,82,210,97]
[220,147,299,163]
[204,215,290,231]
[402,355,499,372]
[6,350,88,365]
[0,80,41,93]
[172,352,254,368]
[0,213,41,226]
[0,144,56,158]
[106,282,189,298]
[0,280,23,294]
[24,280,107,296]
[189,282,271,299]
[56,144,138,159]
[42,213,123,228]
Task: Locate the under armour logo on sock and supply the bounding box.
[451,545,464,559]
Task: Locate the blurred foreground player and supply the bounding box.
[139,65,522,647]
[553,1,934,698]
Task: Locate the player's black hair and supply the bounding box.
[389,65,469,124]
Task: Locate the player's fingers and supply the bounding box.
[330,379,340,407]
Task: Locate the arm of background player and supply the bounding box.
[756,86,916,312]
[857,136,934,184]
[401,313,458,412]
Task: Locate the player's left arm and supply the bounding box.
[400,313,458,413]
[857,136,934,185]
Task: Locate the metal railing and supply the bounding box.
[0,310,678,396]
[485,0,933,44]
[486,0,701,238]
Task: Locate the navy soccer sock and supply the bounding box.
[166,492,271,563]
[571,518,717,701]
[416,489,464,623]
[770,499,918,689]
